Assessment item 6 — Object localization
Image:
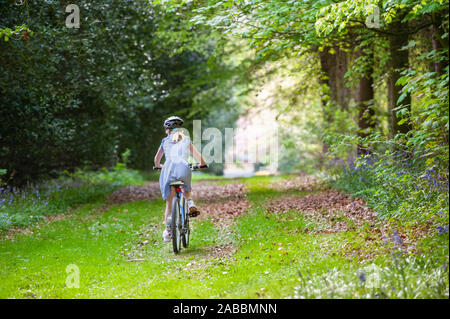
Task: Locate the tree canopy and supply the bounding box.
[1,0,448,185]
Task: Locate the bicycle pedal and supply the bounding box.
[188,211,200,217]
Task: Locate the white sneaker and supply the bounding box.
[163,229,171,242]
[187,199,200,217]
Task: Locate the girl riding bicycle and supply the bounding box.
[154,116,207,242]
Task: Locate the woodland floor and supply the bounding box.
[0,175,445,298]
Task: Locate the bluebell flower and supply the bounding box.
[392,231,403,247]
[357,271,366,283]
[437,226,449,235]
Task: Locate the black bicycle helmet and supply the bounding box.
[163,116,184,130]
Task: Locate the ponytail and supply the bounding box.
[171,128,184,143]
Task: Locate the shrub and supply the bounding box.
[331,152,448,223]
[0,158,144,232]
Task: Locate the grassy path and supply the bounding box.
[0,176,448,298]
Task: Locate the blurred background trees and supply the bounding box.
[0,0,240,184]
[1,0,448,201]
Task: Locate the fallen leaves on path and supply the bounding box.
[268,176,327,192]
[197,199,250,224]
[107,182,247,204]
[194,183,247,202]
[267,189,376,232]
[107,182,160,204]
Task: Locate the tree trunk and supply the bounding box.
[320,47,350,110]
[319,49,332,155]
[431,13,447,76]
[388,20,412,137]
[335,47,351,110]
[356,48,376,156]
[319,47,351,154]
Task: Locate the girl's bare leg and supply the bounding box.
[165,187,176,226]
[184,190,199,216]
[184,191,193,200]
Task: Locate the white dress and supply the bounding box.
[159,134,192,200]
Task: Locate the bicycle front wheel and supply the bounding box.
[171,196,181,254]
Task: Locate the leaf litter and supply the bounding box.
[266,188,434,259]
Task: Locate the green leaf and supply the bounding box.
[397,92,407,104]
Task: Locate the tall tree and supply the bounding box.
[387,19,412,137]
[319,47,351,110]
[356,50,376,155]
[0,0,233,183]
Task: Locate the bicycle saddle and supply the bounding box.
[170,180,184,186]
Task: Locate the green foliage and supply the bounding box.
[0,160,143,232]
[331,150,449,223]
[66,165,144,189]
[0,0,238,183]
[315,0,449,35]
[311,0,449,227]
[399,65,449,171]
[0,24,32,41]
[0,169,6,184]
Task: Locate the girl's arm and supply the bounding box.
[154,147,164,168]
[189,144,207,166]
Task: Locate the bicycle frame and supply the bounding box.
[174,185,186,232]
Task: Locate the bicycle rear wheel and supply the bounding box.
[171,196,181,254]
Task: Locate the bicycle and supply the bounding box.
[153,163,208,254]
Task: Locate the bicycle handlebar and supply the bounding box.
[153,164,208,171]
[190,164,209,170]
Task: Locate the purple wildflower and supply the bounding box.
[392,231,403,247]
[357,272,366,283]
[437,226,449,235]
